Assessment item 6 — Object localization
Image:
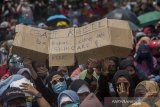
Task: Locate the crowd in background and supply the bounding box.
[1,0,160,107]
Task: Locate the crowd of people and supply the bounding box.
[1,0,160,107]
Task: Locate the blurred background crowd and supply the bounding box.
[1,0,160,107]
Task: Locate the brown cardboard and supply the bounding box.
[13,18,133,66]
[75,18,133,64]
[12,24,50,62]
[49,28,75,66]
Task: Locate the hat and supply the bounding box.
[58,90,80,107]
[77,85,90,94]
[0,21,9,29]
[70,79,89,93]
[0,74,25,96]
[2,87,25,103]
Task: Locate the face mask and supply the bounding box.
[108,65,116,73]
[52,81,67,94]
[0,65,7,78]
[139,53,150,60]
[63,103,79,107]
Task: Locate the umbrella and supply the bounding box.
[47,14,70,27]
[106,8,139,25]
[138,11,160,27]
[128,21,139,31]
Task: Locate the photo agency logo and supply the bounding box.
[104,97,142,107]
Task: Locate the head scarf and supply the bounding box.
[112,70,134,97]
[135,80,159,97]
[134,44,154,72]
[58,90,80,107]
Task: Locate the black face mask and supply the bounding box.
[108,65,117,74]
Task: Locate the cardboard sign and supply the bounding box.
[75,18,133,64]
[49,28,75,66]
[13,18,133,66]
[12,25,50,62]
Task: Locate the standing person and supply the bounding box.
[16,0,33,25]
[1,0,16,21]
[134,44,157,77]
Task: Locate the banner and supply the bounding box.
[13,18,133,66]
[12,25,50,62]
[75,19,133,64]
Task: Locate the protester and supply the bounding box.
[119,58,146,87]
[48,71,68,106]
[96,57,117,103]
[134,43,157,77]
[16,0,33,25]
[8,54,24,74]
[79,58,99,93]
[1,87,27,107]
[134,80,160,107]
[58,90,80,107]
[112,70,135,107]
[23,58,54,106]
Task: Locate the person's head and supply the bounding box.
[8,54,24,74]
[20,0,29,6]
[102,57,118,76]
[113,70,134,97]
[2,87,26,107]
[32,61,48,78]
[58,90,80,107]
[50,71,67,94]
[69,79,90,103]
[119,59,136,77]
[108,57,118,73]
[135,44,153,70]
[57,66,69,80]
[135,80,159,98]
